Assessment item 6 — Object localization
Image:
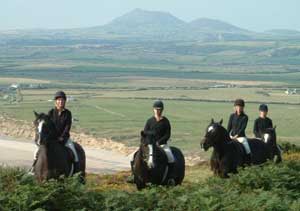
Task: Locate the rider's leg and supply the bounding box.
[236,137,251,154]
[160,144,175,163]
[237,137,252,163]
[65,139,79,162]
[160,144,176,185]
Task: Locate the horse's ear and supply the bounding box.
[219,119,223,125]
[141,130,145,137]
[33,111,39,118]
[211,118,214,124]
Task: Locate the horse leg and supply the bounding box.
[274,145,282,163]
[34,149,48,182]
[132,152,148,190]
[135,177,146,190]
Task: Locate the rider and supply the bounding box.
[227,99,252,163]
[144,100,175,162]
[128,100,175,183]
[30,91,79,173]
[253,104,273,138]
[48,91,79,170]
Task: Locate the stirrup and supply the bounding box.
[167,178,175,186]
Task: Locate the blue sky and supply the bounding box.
[1,0,299,31]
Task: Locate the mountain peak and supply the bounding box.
[189,18,248,33]
[108,8,185,27]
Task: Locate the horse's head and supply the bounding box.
[201,119,228,151]
[33,111,57,146]
[262,126,277,146]
[140,130,156,169]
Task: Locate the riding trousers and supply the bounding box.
[160,144,175,163]
[237,137,251,154]
[65,139,79,162]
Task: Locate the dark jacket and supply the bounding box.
[227,112,248,137]
[144,116,171,145]
[253,117,273,138]
[48,108,72,144]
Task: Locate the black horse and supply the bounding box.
[201,119,281,178]
[33,112,86,182]
[132,131,185,190]
[261,127,282,163]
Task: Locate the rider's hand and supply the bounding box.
[58,137,64,142]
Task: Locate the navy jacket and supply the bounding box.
[144,116,171,145]
[253,117,273,138]
[48,108,72,144]
[227,112,248,137]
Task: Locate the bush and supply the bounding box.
[1,152,299,210]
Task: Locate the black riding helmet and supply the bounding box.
[259,104,268,112]
[54,91,67,100]
[234,99,245,107]
[153,100,164,110]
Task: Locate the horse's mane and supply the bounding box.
[213,123,232,143]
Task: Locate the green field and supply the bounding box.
[1,39,300,155]
[1,87,300,155]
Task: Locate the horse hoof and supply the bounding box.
[126,175,135,183]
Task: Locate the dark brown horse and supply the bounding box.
[33,112,86,183]
[201,119,281,178]
[132,131,185,190]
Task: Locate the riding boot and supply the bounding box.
[74,161,80,173]
[245,153,252,165]
[126,161,135,183]
[167,163,176,186]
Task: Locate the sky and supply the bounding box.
[1,0,300,32]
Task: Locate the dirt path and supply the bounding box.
[0,136,130,174]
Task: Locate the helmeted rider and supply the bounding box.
[31,91,79,173]
[227,99,252,163]
[128,100,175,183]
[253,104,281,157]
[144,100,175,164]
[253,104,273,138]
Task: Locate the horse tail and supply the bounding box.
[170,146,185,185]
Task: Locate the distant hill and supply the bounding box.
[105,9,185,30]
[188,18,249,34]
[90,8,186,40]
[1,9,300,43]
[88,9,254,41]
